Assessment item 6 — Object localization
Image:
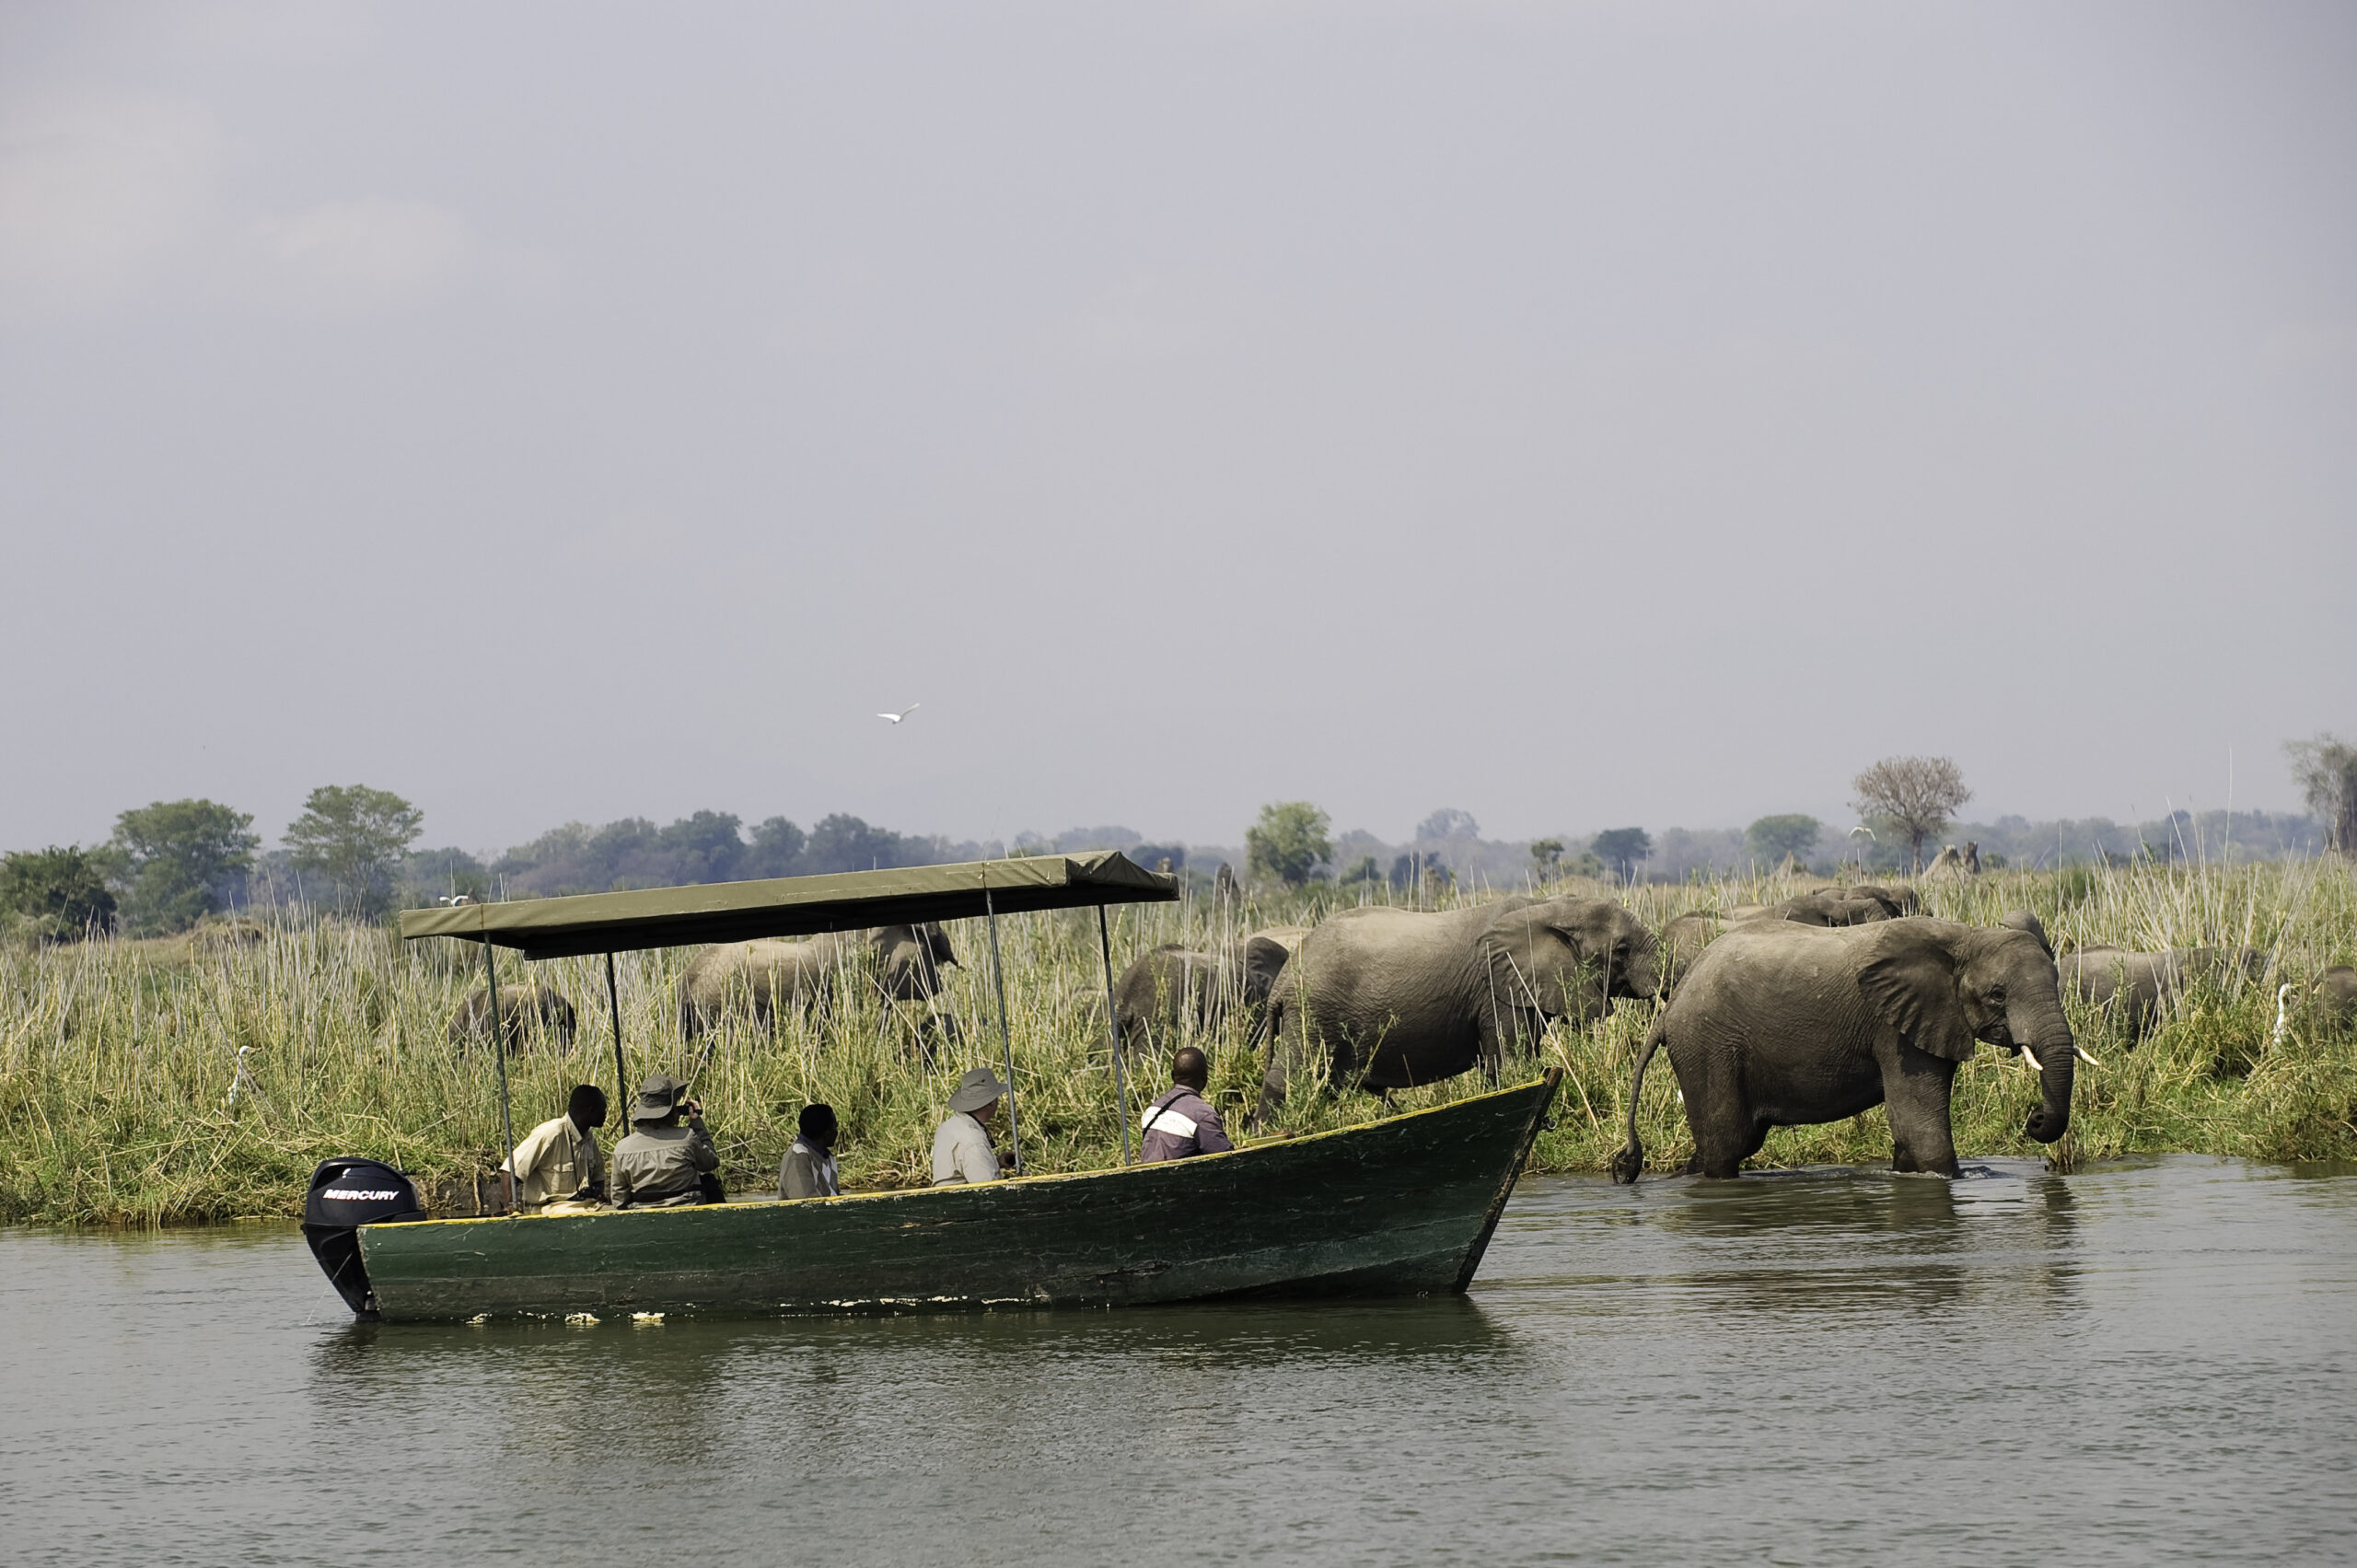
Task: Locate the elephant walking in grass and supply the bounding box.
[448,983,578,1052]
[1612,916,2078,1181]
[1113,929,1298,1051]
[2061,945,2269,1042]
[678,923,960,1049]
[1260,897,1658,1116]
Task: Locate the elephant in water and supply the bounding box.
[2061,944,2269,1042]
[447,982,578,1052]
[678,923,960,1044]
[1112,930,1297,1050]
[1612,916,2078,1181]
[1260,896,1659,1114]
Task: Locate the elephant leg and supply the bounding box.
[1882,1050,1961,1176]
[1667,1040,1753,1179]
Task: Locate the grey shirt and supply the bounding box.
[779,1137,840,1200]
[610,1121,719,1208]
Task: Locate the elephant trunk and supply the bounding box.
[2017,1001,2077,1144]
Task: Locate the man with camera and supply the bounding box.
[610,1074,724,1207]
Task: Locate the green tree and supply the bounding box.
[1246,801,1332,888]
[1338,854,1382,887]
[110,798,258,935]
[1528,837,1565,877]
[0,846,118,940]
[1745,813,1821,867]
[1590,827,1651,881]
[284,784,425,916]
[1852,756,1970,872]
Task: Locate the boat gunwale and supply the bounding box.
[364,1073,1560,1235]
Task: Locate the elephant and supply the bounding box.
[1767,884,1915,927]
[1259,896,1659,1114]
[1611,916,2078,1181]
[2061,944,2269,1042]
[2312,967,2357,1032]
[447,982,578,1052]
[678,923,960,1044]
[1112,931,1296,1050]
[1922,842,1982,878]
[1660,911,1730,990]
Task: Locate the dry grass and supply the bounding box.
[3,859,2351,1225]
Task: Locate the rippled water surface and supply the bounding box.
[4,1156,2351,1566]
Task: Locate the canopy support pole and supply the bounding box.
[1097,905,1132,1166]
[605,951,627,1138]
[983,883,1023,1175]
[484,937,517,1214]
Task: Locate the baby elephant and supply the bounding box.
[447,982,578,1053]
[1613,917,2078,1181]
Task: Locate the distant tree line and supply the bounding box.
[6,740,2346,942]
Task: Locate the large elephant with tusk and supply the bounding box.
[1612,915,2080,1181]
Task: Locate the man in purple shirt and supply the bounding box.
[1139,1047,1234,1163]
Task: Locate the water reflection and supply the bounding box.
[9,1157,2355,1568]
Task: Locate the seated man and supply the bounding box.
[1139,1047,1233,1163]
[500,1084,609,1211]
[610,1074,722,1208]
[931,1068,1012,1185]
[778,1103,841,1200]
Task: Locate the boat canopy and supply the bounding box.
[397,850,1178,960]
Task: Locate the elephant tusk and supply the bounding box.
[2018,1044,2044,1072]
[2074,1044,2104,1067]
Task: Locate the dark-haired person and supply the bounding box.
[610,1074,724,1207]
[1138,1047,1233,1163]
[500,1084,609,1212]
[779,1103,841,1200]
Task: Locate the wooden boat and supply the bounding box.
[345,1072,1557,1321]
[305,853,1559,1320]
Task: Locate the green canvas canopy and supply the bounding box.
[397,850,1178,960]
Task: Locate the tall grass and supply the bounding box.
[3,860,2351,1226]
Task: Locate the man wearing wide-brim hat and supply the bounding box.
[610,1073,723,1208]
[931,1067,1012,1186]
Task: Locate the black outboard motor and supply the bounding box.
[302,1156,428,1318]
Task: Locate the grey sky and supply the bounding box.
[4,1,2351,855]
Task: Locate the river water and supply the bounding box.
[2,1156,2351,1567]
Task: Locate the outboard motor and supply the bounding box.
[302,1156,427,1318]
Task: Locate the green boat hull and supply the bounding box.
[354,1074,1559,1321]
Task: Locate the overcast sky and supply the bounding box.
[3,1,2351,855]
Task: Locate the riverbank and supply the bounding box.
[3,861,2351,1225]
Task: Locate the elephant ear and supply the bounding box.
[1480,911,1582,1015]
[1857,938,1974,1062]
[1242,935,1291,996]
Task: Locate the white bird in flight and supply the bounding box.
[877,703,921,724]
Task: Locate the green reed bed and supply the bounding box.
[3,862,2352,1226]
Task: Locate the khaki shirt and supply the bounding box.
[611,1121,719,1208]
[500,1114,603,1208]
[931,1111,1001,1186]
